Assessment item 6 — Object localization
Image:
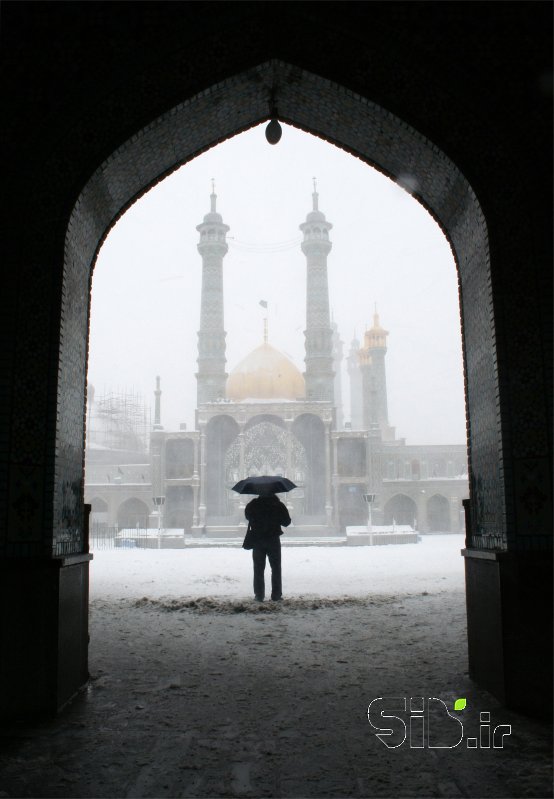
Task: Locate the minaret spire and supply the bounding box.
[196,187,230,409]
[210,179,216,212]
[300,184,334,403]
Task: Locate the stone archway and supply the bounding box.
[383,494,418,527]
[89,496,108,529]
[116,497,150,530]
[225,421,306,483]
[1,0,550,728]
[89,496,108,513]
[10,56,546,720]
[427,494,451,532]
[59,60,498,558]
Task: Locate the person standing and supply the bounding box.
[244,494,291,602]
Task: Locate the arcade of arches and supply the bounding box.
[1,2,551,733]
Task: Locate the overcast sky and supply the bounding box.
[88,123,466,446]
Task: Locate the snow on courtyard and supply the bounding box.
[89,534,466,603]
[15,531,540,799]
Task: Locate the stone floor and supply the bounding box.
[0,590,552,798]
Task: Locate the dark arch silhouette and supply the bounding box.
[60,61,497,556]
[3,7,550,721]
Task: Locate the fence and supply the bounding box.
[89,523,187,550]
[90,524,151,550]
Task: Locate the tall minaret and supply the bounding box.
[300,181,334,402]
[358,311,390,435]
[196,182,230,407]
[347,335,363,429]
[331,321,344,429]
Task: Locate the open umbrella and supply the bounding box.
[231,475,297,495]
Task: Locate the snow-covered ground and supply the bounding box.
[2,534,551,799]
[90,534,465,602]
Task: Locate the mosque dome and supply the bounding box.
[226,342,305,401]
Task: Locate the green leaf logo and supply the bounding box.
[454,698,467,711]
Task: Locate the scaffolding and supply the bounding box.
[87,388,151,453]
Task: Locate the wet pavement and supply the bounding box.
[0,591,551,798]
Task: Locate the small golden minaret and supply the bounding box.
[358,307,390,434]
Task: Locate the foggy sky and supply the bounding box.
[87,123,466,446]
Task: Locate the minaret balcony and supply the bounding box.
[301,239,332,256]
[197,240,229,257]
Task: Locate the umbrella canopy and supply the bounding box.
[231,475,297,495]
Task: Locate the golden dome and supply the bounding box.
[226,342,305,401]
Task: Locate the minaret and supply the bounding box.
[358,310,390,435]
[153,375,163,430]
[300,181,334,402]
[347,335,363,429]
[196,182,230,407]
[331,321,344,429]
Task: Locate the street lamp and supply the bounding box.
[363,493,376,533]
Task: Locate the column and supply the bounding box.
[417,492,428,533]
[450,496,459,533]
[237,425,246,526]
[198,425,207,528]
[332,434,339,529]
[324,422,333,527]
[191,437,200,528]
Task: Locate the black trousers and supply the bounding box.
[252,536,282,600]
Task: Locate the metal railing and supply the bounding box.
[89,523,187,550]
[90,524,118,550]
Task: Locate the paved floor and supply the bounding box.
[0,591,551,798]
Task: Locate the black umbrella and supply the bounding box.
[231,475,297,495]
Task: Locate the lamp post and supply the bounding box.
[363,493,376,533]
[152,496,165,549]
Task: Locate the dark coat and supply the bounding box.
[244,495,291,541]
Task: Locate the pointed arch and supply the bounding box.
[56,59,497,554]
